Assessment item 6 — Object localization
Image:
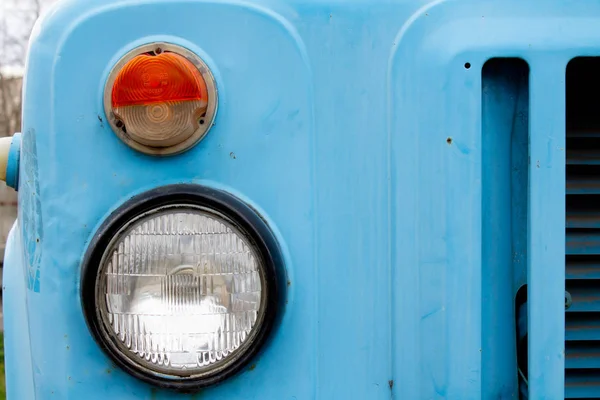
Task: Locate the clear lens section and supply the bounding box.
[98,206,264,376]
[113,99,208,148]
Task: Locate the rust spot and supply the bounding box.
[229,152,236,159]
[446,137,452,145]
[388,380,394,390]
[106,368,112,374]
[248,363,257,371]
[287,280,291,287]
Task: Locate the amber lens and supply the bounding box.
[111,52,209,148]
[112,52,207,107]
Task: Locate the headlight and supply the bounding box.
[82,185,282,390]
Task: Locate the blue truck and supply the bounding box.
[0,0,595,398]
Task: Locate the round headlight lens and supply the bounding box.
[95,205,266,378]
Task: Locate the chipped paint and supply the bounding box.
[19,128,42,292]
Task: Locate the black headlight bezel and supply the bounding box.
[81,184,284,392]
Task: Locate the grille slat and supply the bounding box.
[567,232,600,255]
[567,260,600,280]
[566,176,600,195]
[568,150,600,165]
[568,130,600,138]
[566,342,600,369]
[566,369,600,398]
[568,211,600,229]
[567,314,600,341]
[566,280,600,312]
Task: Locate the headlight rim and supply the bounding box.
[95,203,269,379]
[81,184,282,391]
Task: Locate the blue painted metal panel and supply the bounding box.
[8,0,600,398]
[480,58,527,399]
[3,223,35,400]
[528,60,566,398]
[19,1,317,399]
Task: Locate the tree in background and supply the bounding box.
[0,76,21,139]
[0,0,49,253]
[0,0,43,138]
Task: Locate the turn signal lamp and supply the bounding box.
[104,44,217,155]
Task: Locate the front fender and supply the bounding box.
[3,221,36,400]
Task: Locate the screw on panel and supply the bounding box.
[565,290,572,310]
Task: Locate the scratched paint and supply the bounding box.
[19,128,43,292]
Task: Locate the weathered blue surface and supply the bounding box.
[6,133,21,190]
[4,0,589,398]
[481,58,528,398]
[3,224,35,400]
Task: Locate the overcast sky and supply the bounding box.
[1,0,58,75]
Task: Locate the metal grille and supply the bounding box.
[565,57,600,398]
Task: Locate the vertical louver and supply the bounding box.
[565,57,600,399]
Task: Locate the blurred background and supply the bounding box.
[0,0,57,397]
